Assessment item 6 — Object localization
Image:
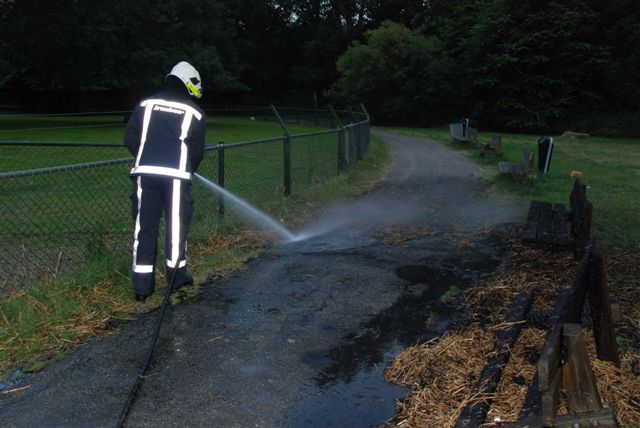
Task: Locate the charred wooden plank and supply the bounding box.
[523,201,570,246]
[523,200,543,242]
[538,202,554,244]
[522,178,591,254]
[517,374,543,427]
[526,307,552,329]
[551,203,569,246]
[454,291,534,428]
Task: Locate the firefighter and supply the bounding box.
[125,61,206,302]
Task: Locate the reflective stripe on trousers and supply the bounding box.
[130,175,193,296]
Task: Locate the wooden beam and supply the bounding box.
[587,249,620,365]
[562,323,603,412]
[541,368,561,427]
[538,325,562,393]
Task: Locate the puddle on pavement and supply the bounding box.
[286,263,472,427]
[288,343,408,427]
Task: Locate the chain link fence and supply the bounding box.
[0,106,370,294]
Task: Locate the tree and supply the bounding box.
[1,0,245,106]
[328,21,446,125]
[426,0,611,131]
[225,0,305,103]
[283,0,432,106]
[592,0,640,111]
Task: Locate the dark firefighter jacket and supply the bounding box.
[125,88,206,180]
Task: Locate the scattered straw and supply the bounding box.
[385,326,495,427]
[386,225,640,427]
[587,332,640,426]
[487,327,547,422]
[191,228,267,256]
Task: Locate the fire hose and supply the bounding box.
[115,264,181,428]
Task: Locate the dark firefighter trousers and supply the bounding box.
[130,175,193,297]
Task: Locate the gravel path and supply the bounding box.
[1,131,523,427]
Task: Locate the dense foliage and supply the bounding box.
[0,0,638,135]
[331,0,640,134]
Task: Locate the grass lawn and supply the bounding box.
[0,115,327,171]
[0,113,389,375]
[384,126,640,251]
[0,117,354,296]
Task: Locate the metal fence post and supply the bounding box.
[217,141,225,217]
[365,121,370,152]
[338,127,346,173]
[355,123,363,161]
[270,105,292,196]
[348,125,355,167]
[328,104,341,129]
[283,135,291,196]
[360,103,370,121]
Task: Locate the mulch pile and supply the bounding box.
[384,225,640,427]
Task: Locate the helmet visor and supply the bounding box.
[186,78,202,99]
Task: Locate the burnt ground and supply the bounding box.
[1,131,525,427]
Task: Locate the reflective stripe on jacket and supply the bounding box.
[125,92,205,181]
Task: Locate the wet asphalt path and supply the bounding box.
[1,131,523,427]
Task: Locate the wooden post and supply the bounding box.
[587,250,620,365]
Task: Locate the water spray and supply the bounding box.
[194,173,300,243]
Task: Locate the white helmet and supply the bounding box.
[166,61,202,99]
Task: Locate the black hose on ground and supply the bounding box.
[115,266,180,428]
